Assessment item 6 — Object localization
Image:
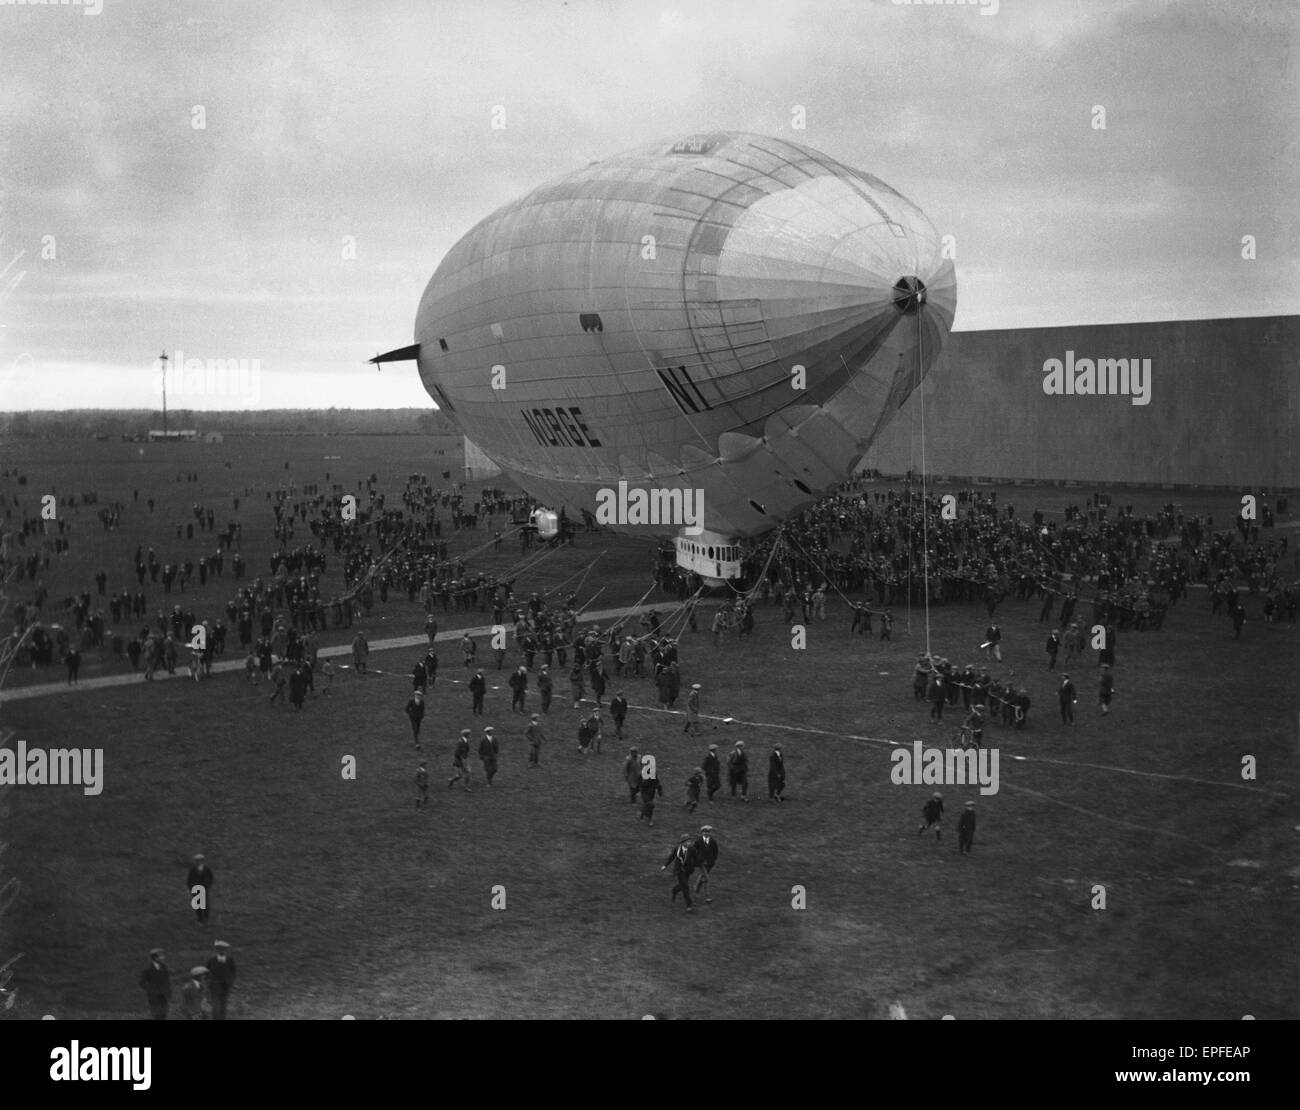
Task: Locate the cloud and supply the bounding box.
[0,0,1294,408]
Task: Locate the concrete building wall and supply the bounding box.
[862,315,1298,488]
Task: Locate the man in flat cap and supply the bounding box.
[187,852,214,924]
[181,966,211,1020]
[526,714,545,768]
[727,740,749,801]
[139,948,171,1020]
[414,762,429,808]
[768,744,786,802]
[449,730,473,791]
[958,801,977,855]
[684,683,701,736]
[509,664,528,714]
[684,766,704,812]
[692,825,719,904]
[205,940,237,1020]
[702,743,722,802]
[660,833,698,913]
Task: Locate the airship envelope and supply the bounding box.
[392,131,955,552]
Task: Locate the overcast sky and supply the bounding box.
[1,0,1295,410]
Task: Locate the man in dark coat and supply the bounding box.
[703,744,722,801]
[525,714,544,767]
[139,948,171,1019]
[767,744,786,802]
[638,767,662,827]
[624,747,642,803]
[692,824,719,903]
[727,740,749,800]
[469,669,486,715]
[509,665,528,713]
[913,654,931,702]
[610,691,629,739]
[181,966,211,1020]
[405,689,426,748]
[684,684,701,736]
[1039,584,1056,624]
[187,853,214,924]
[1099,664,1115,715]
[1100,623,1117,666]
[660,833,698,912]
[1059,674,1077,725]
[448,730,473,790]
[684,766,704,812]
[478,727,499,786]
[959,663,977,709]
[205,940,237,1020]
[918,792,943,841]
[957,801,976,855]
[927,671,946,722]
[1045,628,1061,671]
[288,664,307,710]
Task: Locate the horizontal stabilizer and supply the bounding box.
[369,344,420,365]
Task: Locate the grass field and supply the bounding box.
[1,435,1297,1019]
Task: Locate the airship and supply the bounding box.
[373,131,956,583]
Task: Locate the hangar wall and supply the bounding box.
[861,315,1298,489]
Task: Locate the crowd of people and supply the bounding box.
[3,459,1296,985]
[0,468,575,687]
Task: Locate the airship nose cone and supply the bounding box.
[709,172,956,335]
[892,275,928,315]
